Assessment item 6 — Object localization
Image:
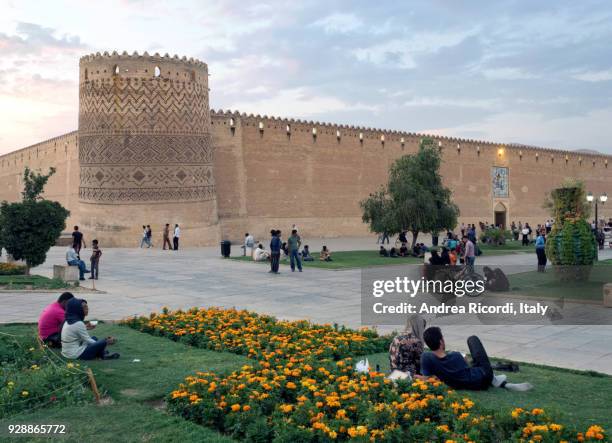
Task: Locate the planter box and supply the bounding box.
[53,265,79,282]
[604,283,612,308]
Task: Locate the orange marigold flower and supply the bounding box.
[231,404,241,412]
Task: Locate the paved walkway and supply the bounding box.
[1,238,611,374]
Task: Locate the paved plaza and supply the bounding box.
[1,237,611,375]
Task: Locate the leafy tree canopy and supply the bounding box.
[361,138,459,246]
[0,168,69,273]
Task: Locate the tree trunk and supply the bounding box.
[25,265,30,276]
[411,231,419,248]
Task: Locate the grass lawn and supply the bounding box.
[0,275,71,290]
[508,265,611,300]
[0,323,247,442]
[230,250,423,269]
[363,352,612,431]
[2,323,610,440]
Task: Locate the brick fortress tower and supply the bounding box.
[77,51,219,246]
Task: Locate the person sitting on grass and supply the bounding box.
[389,247,399,257]
[420,327,532,391]
[428,248,444,265]
[301,245,314,261]
[448,248,458,265]
[440,247,451,265]
[379,246,389,257]
[253,243,270,262]
[61,298,119,360]
[399,243,409,257]
[38,292,75,348]
[320,246,333,261]
[389,314,426,376]
[66,245,89,281]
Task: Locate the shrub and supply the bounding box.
[545,182,597,281]
[0,332,90,418]
[0,262,27,276]
[479,227,512,246]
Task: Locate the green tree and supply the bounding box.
[361,138,459,247]
[0,168,69,274]
[545,181,597,281]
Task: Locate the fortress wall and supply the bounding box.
[212,111,612,242]
[0,132,81,227]
[1,109,611,247]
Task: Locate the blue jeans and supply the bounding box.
[67,259,88,279]
[290,250,302,271]
[79,336,108,360]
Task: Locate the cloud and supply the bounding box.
[352,28,479,69]
[572,69,612,82]
[311,13,363,34]
[0,22,84,56]
[227,87,379,118]
[402,97,499,110]
[426,108,612,153]
[481,67,539,80]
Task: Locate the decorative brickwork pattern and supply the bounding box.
[78,52,215,204]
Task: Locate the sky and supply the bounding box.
[1,0,612,155]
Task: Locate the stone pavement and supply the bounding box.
[1,238,611,375]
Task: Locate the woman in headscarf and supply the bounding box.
[61,298,119,360]
[388,314,426,376]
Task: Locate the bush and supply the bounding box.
[479,227,512,246]
[0,332,90,418]
[545,182,597,281]
[0,262,27,276]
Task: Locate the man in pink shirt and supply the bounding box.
[38,292,74,348]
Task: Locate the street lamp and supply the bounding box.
[587,192,607,250]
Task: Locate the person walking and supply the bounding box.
[145,225,153,248]
[72,226,86,256]
[139,225,148,248]
[269,229,281,274]
[287,229,302,272]
[535,229,547,272]
[243,233,255,257]
[162,224,172,250]
[462,235,476,272]
[173,224,181,250]
[89,239,102,280]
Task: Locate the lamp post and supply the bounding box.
[587,192,608,251]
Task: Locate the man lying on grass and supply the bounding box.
[419,326,532,392]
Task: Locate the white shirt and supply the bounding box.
[61,321,96,359]
[174,226,180,238]
[245,234,254,247]
[66,248,78,262]
[254,247,268,261]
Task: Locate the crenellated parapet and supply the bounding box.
[210,109,611,168]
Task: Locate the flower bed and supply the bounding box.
[0,330,90,418]
[124,308,607,442]
[0,262,27,276]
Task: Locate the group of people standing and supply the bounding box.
[243,226,333,274]
[140,224,181,250]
